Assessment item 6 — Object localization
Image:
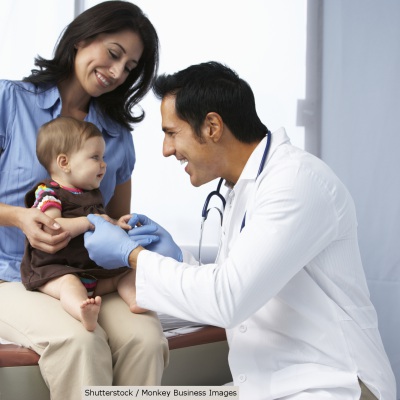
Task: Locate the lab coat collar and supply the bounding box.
[236,127,290,184]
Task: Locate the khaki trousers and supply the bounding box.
[0,282,169,400]
[360,379,378,400]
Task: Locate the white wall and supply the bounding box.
[321,1,400,395]
[0,1,73,80]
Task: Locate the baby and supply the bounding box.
[21,117,145,331]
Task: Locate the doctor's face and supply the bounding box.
[161,96,221,187]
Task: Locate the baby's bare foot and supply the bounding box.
[80,296,102,331]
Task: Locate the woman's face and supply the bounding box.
[73,29,144,97]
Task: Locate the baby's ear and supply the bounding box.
[56,153,70,172]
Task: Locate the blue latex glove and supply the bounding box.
[84,214,159,269]
[128,214,183,261]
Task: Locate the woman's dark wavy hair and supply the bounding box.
[153,62,268,143]
[23,1,159,130]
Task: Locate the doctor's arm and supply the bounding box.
[132,167,339,328]
[85,166,339,327]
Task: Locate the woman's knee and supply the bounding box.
[136,325,167,353]
[45,322,108,354]
[39,327,113,388]
[71,325,108,349]
[109,313,167,358]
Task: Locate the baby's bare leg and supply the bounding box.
[39,274,101,331]
[118,270,148,313]
[95,271,147,313]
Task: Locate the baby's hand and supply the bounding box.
[90,214,117,230]
[92,214,133,230]
[116,214,133,230]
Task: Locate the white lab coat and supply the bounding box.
[136,128,396,399]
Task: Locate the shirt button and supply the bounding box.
[238,374,247,383]
[239,324,247,333]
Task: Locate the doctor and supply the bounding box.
[85,62,396,400]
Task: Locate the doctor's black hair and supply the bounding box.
[153,61,268,143]
[23,1,159,130]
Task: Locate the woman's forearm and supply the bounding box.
[0,203,23,227]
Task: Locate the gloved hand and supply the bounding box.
[128,214,183,261]
[84,214,159,269]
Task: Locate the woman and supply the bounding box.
[0,2,168,399]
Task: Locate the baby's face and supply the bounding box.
[67,136,107,190]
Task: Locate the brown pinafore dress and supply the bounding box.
[20,180,129,290]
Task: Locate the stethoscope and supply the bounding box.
[198,131,272,263]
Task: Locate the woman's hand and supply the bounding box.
[16,207,71,254]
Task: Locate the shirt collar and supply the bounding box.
[36,85,61,115]
[86,103,121,137]
[36,85,122,137]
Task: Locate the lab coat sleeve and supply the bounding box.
[136,160,341,328]
[181,248,198,265]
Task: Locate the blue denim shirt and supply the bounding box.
[0,80,135,281]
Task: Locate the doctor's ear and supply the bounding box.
[203,112,223,143]
[57,154,70,173]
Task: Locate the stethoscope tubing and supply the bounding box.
[201,178,226,219]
